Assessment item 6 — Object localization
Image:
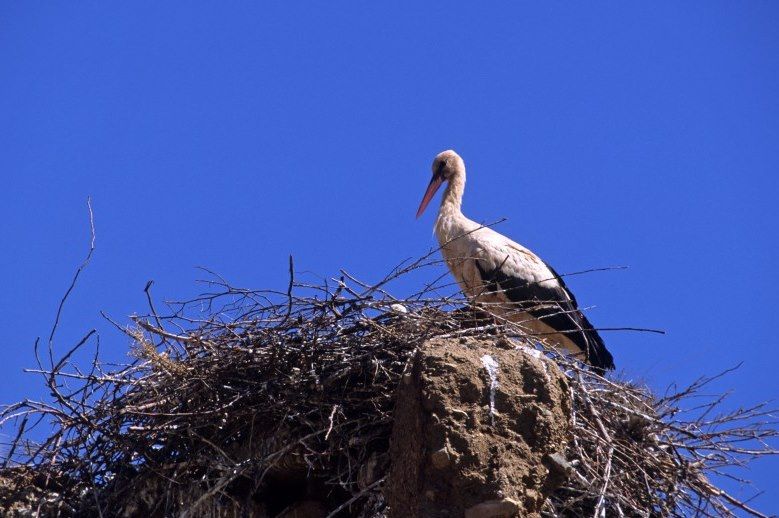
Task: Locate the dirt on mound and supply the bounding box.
[386,336,570,518]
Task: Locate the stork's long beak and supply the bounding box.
[415,172,444,219]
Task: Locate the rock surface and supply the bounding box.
[385,336,571,518]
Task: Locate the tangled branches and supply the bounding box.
[549,365,777,517]
[0,254,776,517]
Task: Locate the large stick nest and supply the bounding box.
[1,255,776,517]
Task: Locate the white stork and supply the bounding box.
[416,150,615,372]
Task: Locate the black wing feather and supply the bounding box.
[475,259,615,372]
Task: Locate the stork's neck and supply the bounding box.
[439,172,465,217]
[435,172,467,244]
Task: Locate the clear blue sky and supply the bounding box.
[2,2,778,512]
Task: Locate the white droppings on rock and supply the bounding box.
[480,354,499,424]
[514,343,543,360]
[389,303,408,314]
[515,344,552,382]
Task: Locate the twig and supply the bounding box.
[283,254,294,322]
[325,404,339,441]
[1,415,28,468]
[325,476,385,518]
[47,197,96,369]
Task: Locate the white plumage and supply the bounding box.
[416,150,614,372]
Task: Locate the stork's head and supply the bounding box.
[416,150,465,218]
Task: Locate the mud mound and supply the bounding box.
[387,337,570,518]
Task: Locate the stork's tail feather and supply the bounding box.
[580,314,615,374]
